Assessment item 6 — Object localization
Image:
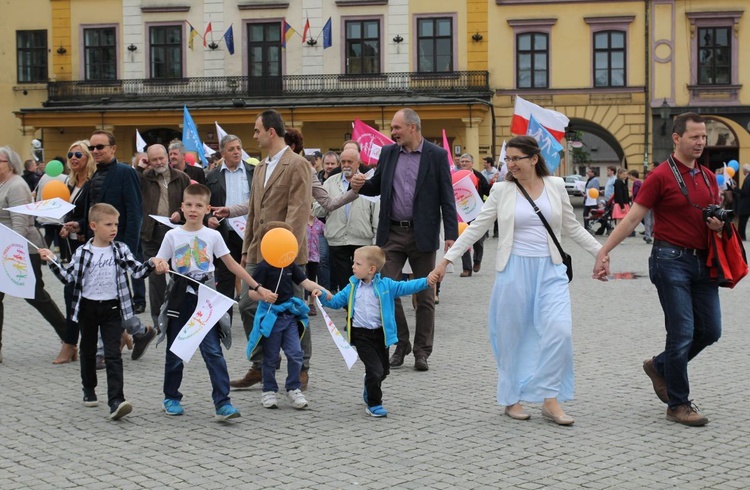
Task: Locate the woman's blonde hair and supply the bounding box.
[67,140,95,187]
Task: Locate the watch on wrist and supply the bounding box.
[251,284,260,292]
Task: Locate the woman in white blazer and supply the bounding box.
[431,136,601,425]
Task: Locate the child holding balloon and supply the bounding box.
[245,221,326,411]
[150,184,277,420]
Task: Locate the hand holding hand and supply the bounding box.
[151,258,170,275]
[592,251,610,281]
[350,173,366,192]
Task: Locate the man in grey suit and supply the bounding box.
[358,108,458,371]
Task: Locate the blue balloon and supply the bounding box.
[729,160,740,172]
[717,174,725,186]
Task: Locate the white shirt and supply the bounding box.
[264,146,289,187]
[82,245,118,300]
[221,162,249,208]
[352,280,382,330]
[512,189,553,257]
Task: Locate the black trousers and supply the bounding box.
[351,327,389,407]
[739,214,749,241]
[142,223,170,326]
[78,298,125,408]
[329,244,360,292]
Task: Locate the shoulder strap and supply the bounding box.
[515,182,566,257]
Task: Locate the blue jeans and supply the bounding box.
[649,245,722,408]
[261,313,303,393]
[164,293,231,409]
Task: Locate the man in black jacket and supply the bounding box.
[358,108,458,372]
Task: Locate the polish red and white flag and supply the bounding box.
[510,95,569,142]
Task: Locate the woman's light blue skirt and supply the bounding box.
[488,254,574,406]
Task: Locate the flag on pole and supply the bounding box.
[0,224,37,299]
[223,25,235,55]
[4,198,75,220]
[316,298,358,369]
[322,17,332,49]
[352,119,394,165]
[282,20,295,48]
[511,95,569,142]
[453,175,484,223]
[182,106,207,167]
[442,129,455,171]
[203,22,213,47]
[188,23,198,50]
[215,121,251,161]
[203,142,216,156]
[497,141,508,181]
[302,18,311,43]
[526,114,565,174]
[169,283,235,363]
[135,129,147,153]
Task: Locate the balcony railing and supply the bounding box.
[46,71,490,103]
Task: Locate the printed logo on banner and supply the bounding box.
[178,299,216,341]
[454,186,480,216]
[3,243,30,286]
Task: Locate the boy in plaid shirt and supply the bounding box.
[40,203,168,420]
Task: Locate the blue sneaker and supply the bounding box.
[163,398,184,416]
[366,405,388,418]
[215,404,241,420]
[363,374,368,405]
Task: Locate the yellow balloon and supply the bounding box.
[260,227,299,268]
[458,222,468,235]
[588,188,599,199]
[725,167,736,178]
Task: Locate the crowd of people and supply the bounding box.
[0,110,730,427]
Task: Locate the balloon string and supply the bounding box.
[265,268,284,316]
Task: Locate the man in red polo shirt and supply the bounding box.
[593,113,724,426]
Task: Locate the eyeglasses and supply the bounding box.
[504,155,532,163]
[87,144,112,151]
[67,152,84,159]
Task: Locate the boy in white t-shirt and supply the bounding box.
[152,184,277,420]
[40,203,166,420]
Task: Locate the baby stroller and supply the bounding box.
[587,197,614,236]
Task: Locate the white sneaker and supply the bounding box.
[261,391,278,409]
[287,388,308,409]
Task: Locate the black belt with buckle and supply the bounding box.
[653,239,706,256]
[390,219,413,228]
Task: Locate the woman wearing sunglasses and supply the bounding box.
[51,141,97,364]
[430,136,601,425]
[0,146,68,365]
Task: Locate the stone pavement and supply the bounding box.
[2,207,750,488]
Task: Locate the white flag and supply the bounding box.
[169,283,235,363]
[149,215,179,229]
[227,216,246,238]
[0,224,37,299]
[497,141,508,181]
[215,121,251,161]
[4,198,75,220]
[453,175,484,222]
[203,143,217,156]
[135,129,147,153]
[316,297,358,369]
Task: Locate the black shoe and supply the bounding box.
[109,400,133,420]
[414,357,429,371]
[134,303,146,314]
[83,390,99,407]
[131,326,156,361]
[389,345,411,367]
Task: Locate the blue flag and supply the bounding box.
[182,105,207,167]
[223,25,234,55]
[323,17,332,49]
[526,114,564,173]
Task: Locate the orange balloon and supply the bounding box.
[260,227,299,268]
[42,180,71,201]
[725,167,736,178]
[588,188,599,199]
[458,222,468,235]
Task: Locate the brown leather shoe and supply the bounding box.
[389,345,411,367]
[414,357,429,371]
[300,370,309,391]
[473,263,481,273]
[230,367,262,390]
[460,270,472,277]
[666,403,709,426]
[643,357,668,404]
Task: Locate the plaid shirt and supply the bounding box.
[48,239,154,323]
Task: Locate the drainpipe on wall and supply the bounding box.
[643,0,650,176]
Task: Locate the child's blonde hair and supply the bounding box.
[89,203,119,223]
[355,245,386,272]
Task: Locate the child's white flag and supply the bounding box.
[453,174,483,222]
[227,216,246,238]
[135,129,147,153]
[4,198,75,220]
[169,283,235,363]
[0,224,37,299]
[316,297,358,369]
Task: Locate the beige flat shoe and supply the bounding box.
[504,405,531,420]
[541,406,575,425]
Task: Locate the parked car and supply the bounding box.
[564,174,586,196]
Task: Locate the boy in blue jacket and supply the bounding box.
[320,245,436,417]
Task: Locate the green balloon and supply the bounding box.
[45,160,64,177]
